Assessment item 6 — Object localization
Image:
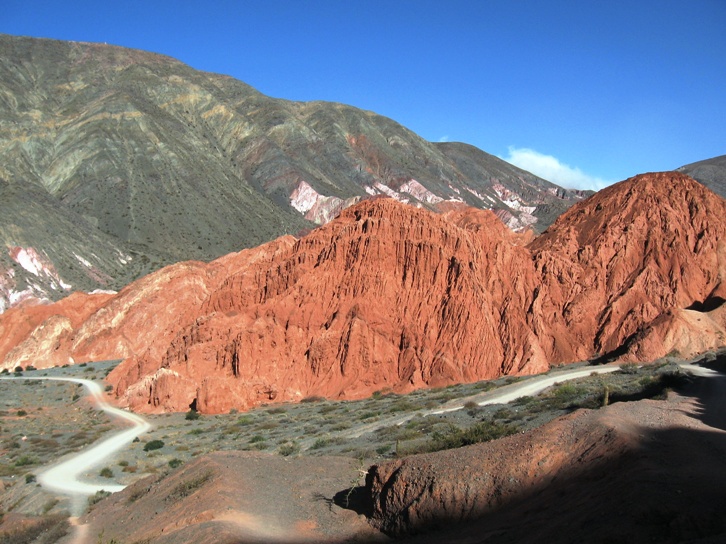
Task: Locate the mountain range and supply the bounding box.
[0,34,588,313]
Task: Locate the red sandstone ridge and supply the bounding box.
[113,200,548,413]
[0,172,725,413]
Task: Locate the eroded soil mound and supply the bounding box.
[81,452,384,543]
[364,370,726,543]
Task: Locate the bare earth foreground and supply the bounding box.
[1,355,725,543]
[73,356,726,544]
[367,360,726,544]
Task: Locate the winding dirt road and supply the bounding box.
[0,377,151,500]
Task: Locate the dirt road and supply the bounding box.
[0,377,151,506]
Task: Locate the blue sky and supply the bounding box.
[2,0,725,190]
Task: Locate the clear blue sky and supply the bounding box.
[3,0,725,190]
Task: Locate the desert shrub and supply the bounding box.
[249,435,265,443]
[14,366,23,373]
[127,486,150,503]
[300,396,325,403]
[389,399,419,413]
[42,499,58,514]
[165,471,213,502]
[25,365,36,371]
[318,404,338,415]
[168,458,183,469]
[143,440,165,452]
[16,410,27,417]
[256,421,279,430]
[0,369,7,374]
[236,415,253,425]
[329,422,350,431]
[185,409,200,421]
[25,473,36,484]
[14,455,37,467]
[88,490,111,506]
[99,467,113,478]
[513,395,535,406]
[310,437,330,450]
[619,363,639,374]
[0,515,69,543]
[278,442,300,456]
[426,421,520,453]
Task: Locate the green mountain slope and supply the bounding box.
[0,34,586,310]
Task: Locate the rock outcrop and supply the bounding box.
[528,171,726,363]
[0,172,724,413]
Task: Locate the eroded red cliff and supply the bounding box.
[1,172,724,413]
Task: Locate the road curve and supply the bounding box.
[0,377,151,496]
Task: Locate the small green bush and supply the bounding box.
[278,442,300,456]
[168,458,183,469]
[165,470,213,502]
[14,455,37,467]
[143,439,165,452]
[88,490,111,506]
[185,409,200,421]
[99,467,114,478]
[310,437,330,450]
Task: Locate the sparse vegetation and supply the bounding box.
[0,514,69,543]
[165,470,213,502]
[278,442,300,456]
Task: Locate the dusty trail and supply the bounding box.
[0,377,151,510]
[338,364,622,441]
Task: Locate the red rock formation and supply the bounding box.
[1,172,725,413]
[115,200,548,413]
[528,171,726,362]
[0,291,112,369]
